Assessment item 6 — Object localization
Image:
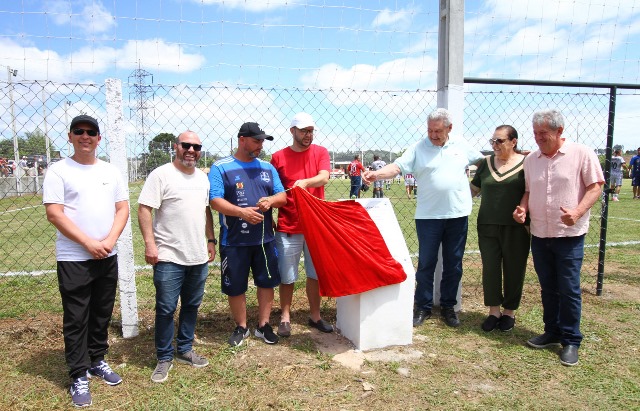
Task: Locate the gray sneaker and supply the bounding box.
[176,350,209,368]
[151,360,173,383]
[228,325,250,347]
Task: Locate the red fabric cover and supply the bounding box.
[291,186,407,297]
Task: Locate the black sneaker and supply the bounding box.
[87,360,122,386]
[441,307,460,327]
[308,318,333,333]
[527,332,561,349]
[255,323,279,344]
[559,345,579,366]
[481,314,500,332]
[69,376,92,408]
[228,325,250,347]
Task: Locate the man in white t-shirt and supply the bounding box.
[138,130,216,384]
[370,155,387,198]
[43,115,129,408]
[609,149,627,201]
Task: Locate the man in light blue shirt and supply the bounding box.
[364,108,483,328]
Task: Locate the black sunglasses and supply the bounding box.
[179,142,203,151]
[72,128,98,137]
[488,138,507,145]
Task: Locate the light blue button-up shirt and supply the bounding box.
[394,136,483,219]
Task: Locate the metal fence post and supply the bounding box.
[105,78,139,338]
[597,86,617,296]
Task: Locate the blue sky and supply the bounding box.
[1,0,640,153]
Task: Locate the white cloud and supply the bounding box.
[46,0,116,34]
[300,56,437,91]
[195,0,291,12]
[0,38,205,82]
[115,39,206,72]
[484,0,636,26]
[372,8,416,28]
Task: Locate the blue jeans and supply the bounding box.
[414,217,468,310]
[153,262,208,361]
[531,235,585,347]
[349,176,362,198]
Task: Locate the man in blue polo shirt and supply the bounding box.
[209,122,287,347]
[364,108,483,328]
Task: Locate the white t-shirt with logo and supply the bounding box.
[43,158,129,261]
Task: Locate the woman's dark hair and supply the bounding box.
[495,124,520,153]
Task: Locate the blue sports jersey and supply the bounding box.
[209,156,284,246]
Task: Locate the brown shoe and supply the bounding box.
[277,321,291,337]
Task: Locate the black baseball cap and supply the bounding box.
[70,115,100,133]
[237,122,274,141]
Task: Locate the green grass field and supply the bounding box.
[0,178,637,319]
[0,179,639,410]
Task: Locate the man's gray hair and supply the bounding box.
[428,108,453,127]
[532,109,564,130]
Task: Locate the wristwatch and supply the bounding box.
[208,238,217,245]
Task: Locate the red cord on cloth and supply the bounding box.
[291,187,407,297]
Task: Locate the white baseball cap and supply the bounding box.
[290,112,316,129]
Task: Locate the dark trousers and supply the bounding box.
[414,217,468,310]
[478,224,531,310]
[531,235,585,347]
[349,176,362,198]
[57,255,118,379]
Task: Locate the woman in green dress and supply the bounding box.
[470,125,530,332]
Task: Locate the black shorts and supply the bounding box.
[220,242,281,296]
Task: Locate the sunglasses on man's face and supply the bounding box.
[72,128,99,137]
[179,142,203,151]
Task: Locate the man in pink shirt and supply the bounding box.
[514,109,604,367]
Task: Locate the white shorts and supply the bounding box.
[611,173,623,187]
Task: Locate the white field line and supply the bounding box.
[1,262,222,277]
[3,243,639,277]
[607,216,640,223]
[0,204,42,215]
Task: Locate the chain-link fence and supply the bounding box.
[1,79,636,332]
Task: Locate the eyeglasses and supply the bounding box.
[296,128,314,136]
[72,128,98,137]
[488,138,507,145]
[179,142,203,151]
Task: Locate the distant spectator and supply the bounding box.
[370,155,388,198]
[609,149,627,201]
[630,147,640,199]
[348,155,366,198]
[404,173,416,199]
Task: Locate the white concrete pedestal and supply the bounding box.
[336,198,415,351]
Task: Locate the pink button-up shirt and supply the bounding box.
[524,141,604,238]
